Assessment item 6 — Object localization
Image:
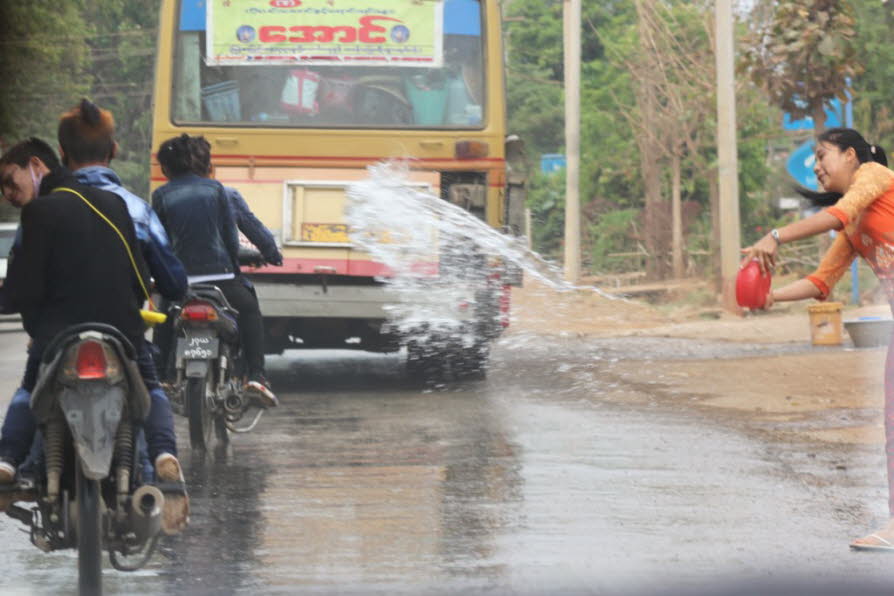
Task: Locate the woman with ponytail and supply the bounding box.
[742,127,894,551]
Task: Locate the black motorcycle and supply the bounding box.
[158,248,269,450]
[1,323,183,596]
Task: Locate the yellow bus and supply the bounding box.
[151,0,525,377]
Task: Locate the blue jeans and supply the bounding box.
[0,340,177,467]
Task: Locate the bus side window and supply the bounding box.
[174,31,203,121]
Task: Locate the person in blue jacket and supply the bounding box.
[225,184,284,268]
[199,153,283,268]
[153,133,278,408]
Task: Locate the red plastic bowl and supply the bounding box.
[736,260,771,309]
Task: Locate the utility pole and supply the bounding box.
[714,0,741,311]
[563,0,581,283]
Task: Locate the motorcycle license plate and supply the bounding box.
[176,332,219,360]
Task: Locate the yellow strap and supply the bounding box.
[53,186,156,310]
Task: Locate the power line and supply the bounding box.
[6,92,153,100]
[0,29,158,46]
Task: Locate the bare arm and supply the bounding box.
[765,278,822,309]
[742,211,841,274]
[775,211,842,243]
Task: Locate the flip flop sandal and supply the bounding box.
[849,533,894,552]
[153,480,189,536]
[154,454,190,535]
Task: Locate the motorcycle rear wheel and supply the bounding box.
[186,376,215,450]
[76,461,103,596]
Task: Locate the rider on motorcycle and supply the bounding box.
[67,101,188,303]
[0,109,189,534]
[152,133,278,408]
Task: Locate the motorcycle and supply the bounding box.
[162,249,269,450]
[1,323,183,595]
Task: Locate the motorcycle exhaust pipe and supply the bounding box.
[224,392,245,415]
[130,484,165,541]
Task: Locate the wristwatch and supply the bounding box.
[770,228,781,245]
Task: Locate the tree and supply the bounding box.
[0,0,91,147]
[0,0,91,222]
[504,0,777,286]
[621,0,718,279]
[740,0,860,135]
[505,0,644,268]
[80,0,161,198]
[0,0,159,206]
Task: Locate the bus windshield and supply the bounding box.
[172,0,485,130]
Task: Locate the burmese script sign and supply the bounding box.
[207,0,444,67]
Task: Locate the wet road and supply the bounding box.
[1,324,893,595]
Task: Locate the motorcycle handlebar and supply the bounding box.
[238,247,266,268]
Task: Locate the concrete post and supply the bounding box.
[563,0,582,283]
[714,0,741,311]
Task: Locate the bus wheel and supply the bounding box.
[406,341,449,387]
[457,342,490,380]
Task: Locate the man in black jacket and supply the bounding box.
[0,141,187,534]
[10,170,147,357]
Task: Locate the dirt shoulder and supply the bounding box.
[509,281,891,446]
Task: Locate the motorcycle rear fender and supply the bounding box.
[58,384,125,480]
[30,334,151,423]
[30,349,67,423]
[185,359,210,378]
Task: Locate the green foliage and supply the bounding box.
[505,0,643,263]
[736,95,779,243]
[588,208,639,273]
[525,171,565,260]
[80,0,161,197]
[0,1,91,144]
[507,0,777,278]
[851,1,894,153]
[505,78,564,162]
[0,0,159,199]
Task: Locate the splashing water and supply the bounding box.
[345,162,621,342]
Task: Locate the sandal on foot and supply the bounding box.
[154,453,190,535]
[850,533,894,552]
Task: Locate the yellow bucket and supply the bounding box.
[807,302,843,346]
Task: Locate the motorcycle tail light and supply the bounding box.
[76,340,107,379]
[180,301,219,321]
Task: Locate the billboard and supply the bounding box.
[206,0,444,67]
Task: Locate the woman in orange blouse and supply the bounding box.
[744,127,894,551]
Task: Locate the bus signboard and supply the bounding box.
[207,0,444,67]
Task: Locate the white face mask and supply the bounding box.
[29,164,43,197]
